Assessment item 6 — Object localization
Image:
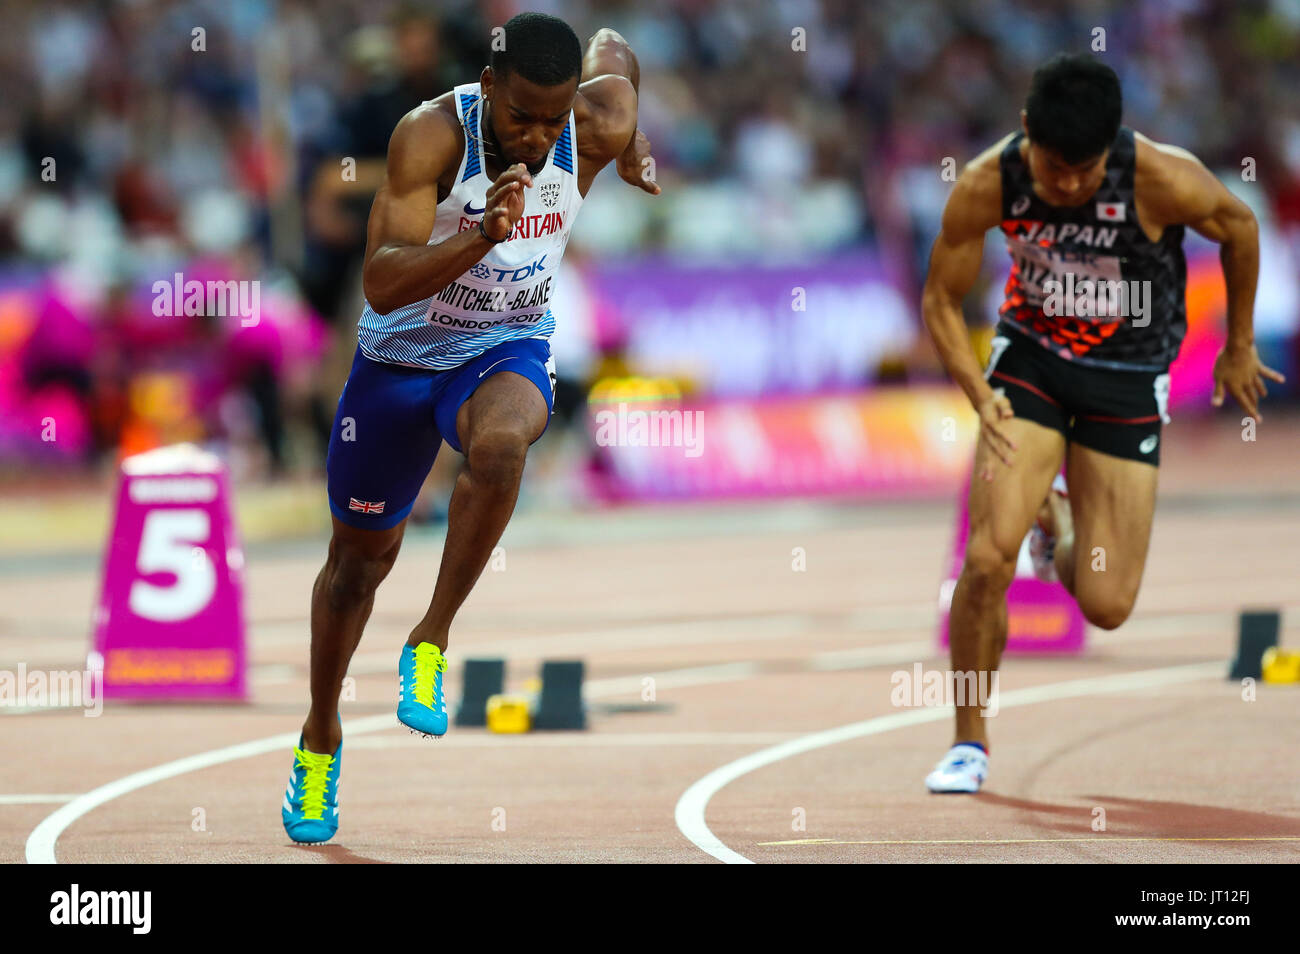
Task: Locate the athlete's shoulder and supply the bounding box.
[574,75,636,161]
[1132,129,1220,223]
[1133,129,1212,184]
[962,132,1017,189]
[942,132,1015,238]
[1132,129,1203,166]
[386,95,464,176]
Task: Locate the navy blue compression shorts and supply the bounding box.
[326,337,556,530]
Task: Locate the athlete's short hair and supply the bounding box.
[490,13,582,87]
[1025,53,1122,164]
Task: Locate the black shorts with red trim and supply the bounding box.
[984,331,1170,465]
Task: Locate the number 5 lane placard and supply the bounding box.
[90,444,248,700]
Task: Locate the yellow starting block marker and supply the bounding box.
[1261,648,1300,685]
[486,693,533,733]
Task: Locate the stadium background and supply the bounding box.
[2,0,1297,533]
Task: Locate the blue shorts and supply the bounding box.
[326,337,556,530]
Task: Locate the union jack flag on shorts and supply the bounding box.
[348,498,385,514]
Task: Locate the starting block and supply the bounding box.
[486,693,532,733]
[455,657,504,727]
[938,473,1086,655]
[1262,648,1300,685]
[533,660,586,730]
[1228,610,1279,681]
[458,658,588,730]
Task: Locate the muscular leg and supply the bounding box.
[1060,445,1158,629]
[301,516,405,753]
[950,418,1065,747]
[407,371,548,650]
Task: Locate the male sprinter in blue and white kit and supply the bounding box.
[920,53,1283,793]
[282,13,658,842]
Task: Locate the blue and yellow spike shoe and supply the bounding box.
[281,736,341,843]
[397,642,448,738]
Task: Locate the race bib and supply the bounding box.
[1006,238,1125,321]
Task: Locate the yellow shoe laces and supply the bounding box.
[412,643,448,708]
[293,747,334,821]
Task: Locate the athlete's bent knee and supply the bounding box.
[323,544,397,611]
[1079,595,1134,631]
[961,537,1017,595]
[466,426,530,489]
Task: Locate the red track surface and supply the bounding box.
[3,417,1298,863]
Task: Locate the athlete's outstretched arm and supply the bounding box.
[577,29,660,195]
[922,163,1017,469]
[362,106,530,315]
[1142,141,1285,418]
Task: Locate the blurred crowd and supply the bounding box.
[0,0,1297,477]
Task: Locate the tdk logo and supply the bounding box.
[470,255,548,283]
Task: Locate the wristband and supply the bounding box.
[478,220,505,244]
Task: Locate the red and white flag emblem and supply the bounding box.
[1096,202,1125,222]
[349,498,385,514]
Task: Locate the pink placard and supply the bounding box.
[937,475,1086,655]
[90,444,248,699]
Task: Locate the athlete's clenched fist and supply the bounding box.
[481,163,532,242]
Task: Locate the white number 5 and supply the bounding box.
[129,509,216,622]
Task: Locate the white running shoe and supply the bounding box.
[1029,473,1068,583]
[925,743,989,793]
[1028,523,1057,582]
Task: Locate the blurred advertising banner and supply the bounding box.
[1166,249,1296,408]
[587,254,916,397]
[586,386,977,502]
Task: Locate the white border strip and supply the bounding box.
[0,794,79,805]
[674,661,1224,864]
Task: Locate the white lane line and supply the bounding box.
[1,705,87,716]
[246,604,1277,687]
[584,662,761,697]
[339,615,819,679]
[0,794,79,805]
[349,732,800,749]
[25,714,394,865]
[810,641,932,671]
[758,836,1300,846]
[674,660,1224,865]
[14,604,1260,697]
[26,647,876,865]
